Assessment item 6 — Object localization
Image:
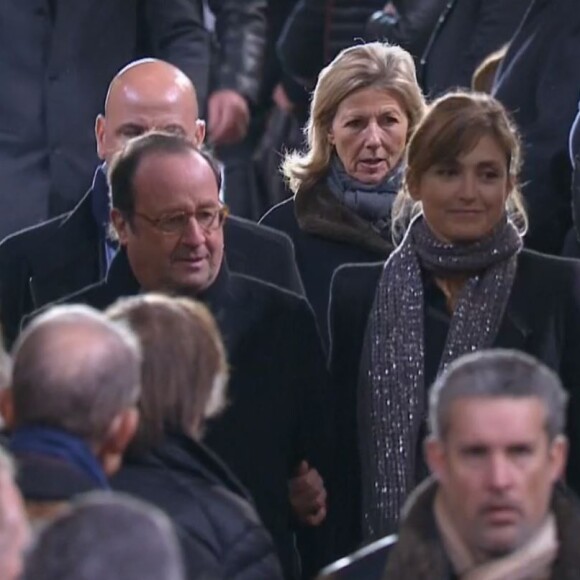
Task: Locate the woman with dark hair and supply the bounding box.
[106,294,283,580]
[328,91,580,557]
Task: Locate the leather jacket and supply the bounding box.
[208,0,267,105]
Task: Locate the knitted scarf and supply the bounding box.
[358,215,522,541]
[326,155,404,239]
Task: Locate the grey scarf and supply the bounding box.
[358,215,523,542]
[327,155,404,238]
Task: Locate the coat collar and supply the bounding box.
[385,478,580,579]
[131,431,252,504]
[294,181,393,256]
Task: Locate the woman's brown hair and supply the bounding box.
[391,91,528,243]
[106,294,228,452]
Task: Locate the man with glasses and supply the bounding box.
[0,59,303,349]
[59,131,332,579]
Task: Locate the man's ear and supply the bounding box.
[98,407,139,476]
[95,114,107,161]
[194,119,206,146]
[0,388,15,430]
[550,435,568,483]
[110,208,131,246]
[424,435,446,481]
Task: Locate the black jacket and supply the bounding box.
[385,479,580,579]
[260,183,392,348]
[328,249,580,556]
[208,0,267,106]
[0,0,210,238]
[420,0,530,97]
[0,181,304,348]
[366,0,447,64]
[59,251,332,579]
[277,0,381,88]
[113,433,283,580]
[493,0,580,254]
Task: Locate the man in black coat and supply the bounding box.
[58,133,331,579]
[0,0,210,239]
[420,0,530,97]
[493,0,580,254]
[0,59,304,348]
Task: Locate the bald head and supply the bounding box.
[10,305,142,442]
[96,59,205,164]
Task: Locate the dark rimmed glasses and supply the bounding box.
[132,205,229,235]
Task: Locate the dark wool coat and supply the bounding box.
[384,479,580,579]
[0,180,304,348]
[113,433,283,580]
[492,0,580,254]
[328,249,580,557]
[276,0,382,87]
[57,250,332,580]
[260,182,392,348]
[0,0,210,238]
[420,0,530,97]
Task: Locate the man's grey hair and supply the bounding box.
[11,304,142,441]
[429,349,568,441]
[22,492,184,580]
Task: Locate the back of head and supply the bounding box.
[106,294,228,451]
[11,305,141,442]
[429,349,568,442]
[391,91,527,243]
[284,41,425,192]
[23,491,184,580]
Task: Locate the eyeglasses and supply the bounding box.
[132,205,229,235]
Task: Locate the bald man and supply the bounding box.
[0,59,304,347]
[0,0,210,239]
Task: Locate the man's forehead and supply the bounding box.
[133,151,219,201]
[446,397,547,442]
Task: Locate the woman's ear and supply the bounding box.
[407,175,421,202]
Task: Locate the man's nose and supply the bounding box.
[487,454,514,490]
[180,215,206,246]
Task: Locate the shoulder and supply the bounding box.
[517,249,580,285]
[259,197,297,231]
[230,272,307,311]
[331,260,384,303]
[225,215,294,255]
[0,213,67,263]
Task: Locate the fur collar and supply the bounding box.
[294,181,393,255]
[384,478,580,579]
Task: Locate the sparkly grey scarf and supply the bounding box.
[358,215,523,542]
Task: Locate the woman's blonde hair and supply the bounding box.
[391,91,528,243]
[282,42,426,193]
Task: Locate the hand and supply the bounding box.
[207,89,250,146]
[289,461,327,526]
[383,2,398,15]
[272,83,294,113]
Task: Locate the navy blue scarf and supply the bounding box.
[9,426,109,489]
[327,155,404,238]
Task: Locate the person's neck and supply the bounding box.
[434,274,470,313]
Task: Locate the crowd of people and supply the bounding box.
[1,0,580,579]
